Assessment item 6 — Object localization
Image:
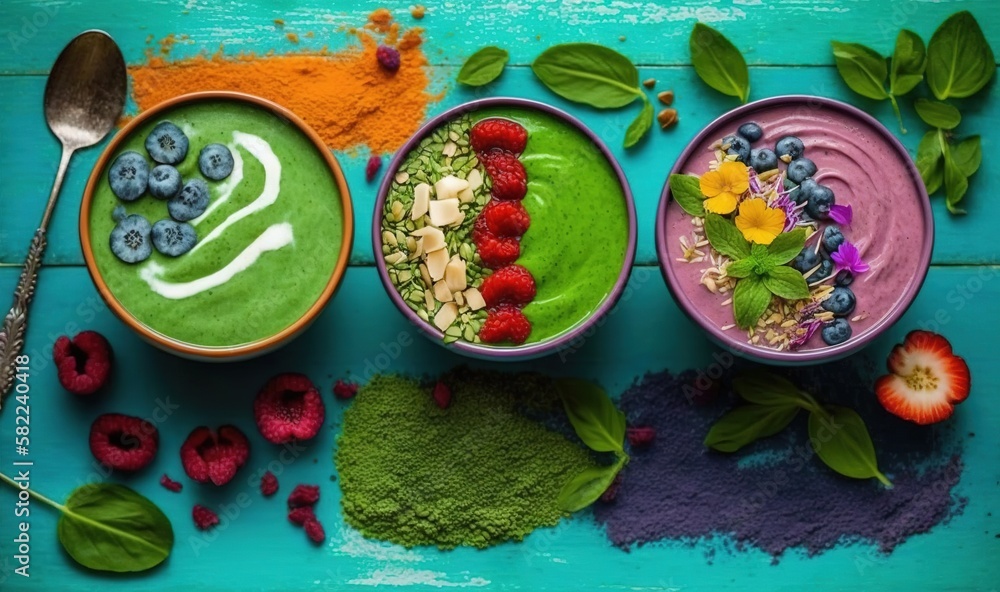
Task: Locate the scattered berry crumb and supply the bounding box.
[366,155,382,182]
[432,381,451,409]
[287,484,320,508]
[600,474,622,503]
[192,505,219,530]
[53,331,113,395]
[376,45,400,71]
[160,474,183,493]
[410,5,425,19]
[260,471,279,497]
[627,426,656,447]
[286,32,299,44]
[288,505,316,526]
[333,379,358,400]
[304,519,326,544]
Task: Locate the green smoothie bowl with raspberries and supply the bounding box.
[81,92,353,361]
[374,98,637,360]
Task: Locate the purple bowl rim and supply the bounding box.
[654,95,934,364]
[372,97,638,360]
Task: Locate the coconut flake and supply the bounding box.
[464,287,486,311]
[433,280,454,302]
[411,183,431,219]
[445,256,467,292]
[426,248,449,281]
[434,302,458,331]
[434,175,469,201]
[429,198,462,227]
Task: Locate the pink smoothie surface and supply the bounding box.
[663,101,929,353]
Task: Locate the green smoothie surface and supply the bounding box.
[89,101,344,347]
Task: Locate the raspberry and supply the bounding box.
[600,474,622,503]
[254,373,325,444]
[160,474,183,493]
[304,519,326,544]
[376,45,400,71]
[481,149,527,201]
[288,505,316,526]
[192,505,219,530]
[626,426,656,447]
[88,413,158,472]
[333,379,358,400]
[365,155,382,182]
[482,200,530,237]
[470,118,528,154]
[432,381,451,409]
[479,265,536,308]
[473,217,520,268]
[53,331,112,395]
[287,484,320,508]
[478,305,532,345]
[180,425,250,486]
[260,471,279,497]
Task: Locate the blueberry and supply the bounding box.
[109,214,152,264]
[805,183,836,219]
[750,148,778,173]
[793,178,818,204]
[151,219,198,257]
[821,318,852,346]
[786,157,817,184]
[775,135,805,161]
[792,248,820,274]
[168,179,210,221]
[108,151,149,201]
[822,286,856,317]
[835,270,854,286]
[145,121,189,165]
[722,134,751,163]
[148,164,182,200]
[198,143,235,181]
[812,259,835,282]
[737,122,763,143]
[822,225,845,253]
[112,205,127,223]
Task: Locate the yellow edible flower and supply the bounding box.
[698,161,749,215]
[735,198,786,245]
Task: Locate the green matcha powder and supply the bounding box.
[335,368,598,549]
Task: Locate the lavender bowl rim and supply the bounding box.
[372,97,638,361]
[654,94,934,365]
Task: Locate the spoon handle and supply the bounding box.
[0,229,47,406]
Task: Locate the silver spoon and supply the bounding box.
[0,30,126,405]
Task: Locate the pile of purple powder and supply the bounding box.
[594,358,965,560]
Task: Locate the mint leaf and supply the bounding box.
[915,130,945,194]
[890,29,926,96]
[762,266,810,300]
[808,406,891,486]
[557,461,624,512]
[457,46,509,86]
[733,275,771,329]
[704,404,800,452]
[926,11,995,100]
[703,213,751,260]
[943,151,969,215]
[765,228,807,266]
[689,23,749,103]
[831,41,889,100]
[532,43,642,109]
[951,135,982,177]
[914,98,961,130]
[624,98,653,148]
[556,378,626,453]
[726,257,756,279]
[668,174,706,217]
[733,370,811,408]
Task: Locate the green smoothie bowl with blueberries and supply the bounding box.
[81,92,353,361]
[373,98,637,360]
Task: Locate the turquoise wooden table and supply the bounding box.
[1,1,998,590]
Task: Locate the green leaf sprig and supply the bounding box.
[703,214,810,329]
[689,23,750,103]
[0,474,174,572]
[554,378,629,511]
[456,46,509,86]
[704,370,892,486]
[531,43,653,148]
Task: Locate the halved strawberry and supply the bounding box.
[874,330,971,425]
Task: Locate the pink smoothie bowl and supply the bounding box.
[656,96,933,365]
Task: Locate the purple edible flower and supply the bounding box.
[789,319,822,350]
[747,168,763,195]
[770,194,800,231]
[829,203,853,225]
[830,241,870,275]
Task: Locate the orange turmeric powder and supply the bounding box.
[128,13,435,154]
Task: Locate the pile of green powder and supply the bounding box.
[335,368,598,549]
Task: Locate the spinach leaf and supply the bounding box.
[705,404,800,453]
[808,406,891,486]
[689,23,750,103]
[624,99,654,148]
[890,29,926,96]
[457,46,509,86]
[926,11,995,100]
[951,135,982,177]
[732,370,811,408]
[556,378,626,453]
[943,151,969,215]
[831,41,888,100]
[557,459,624,512]
[914,98,961,130]
[915,130,944,194]
[668,174,706,217]
[532,43,642,108]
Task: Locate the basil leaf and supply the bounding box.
[703,213,751,260]
[951,135,982,177]
[915,130,944,194]
[556,378,626,453]
[624,99,653,148]
[457,46,509,86]
[762,265,811,301]
[726,257,756,279]
[831,41,888,100]
[58,483,174,572]
[926,11,995,100]
[764,228,807,266]
[557,461,623,512]
[705,404,800,453]
[733,275,772,329]
[890,29,926,96]
[689,23,749,103]
[733,370,810,408]
[532,43,642,109]
[668,174,706,217]
[808,406,891,486]
[943,152,969,215]
[914,98,961,130]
